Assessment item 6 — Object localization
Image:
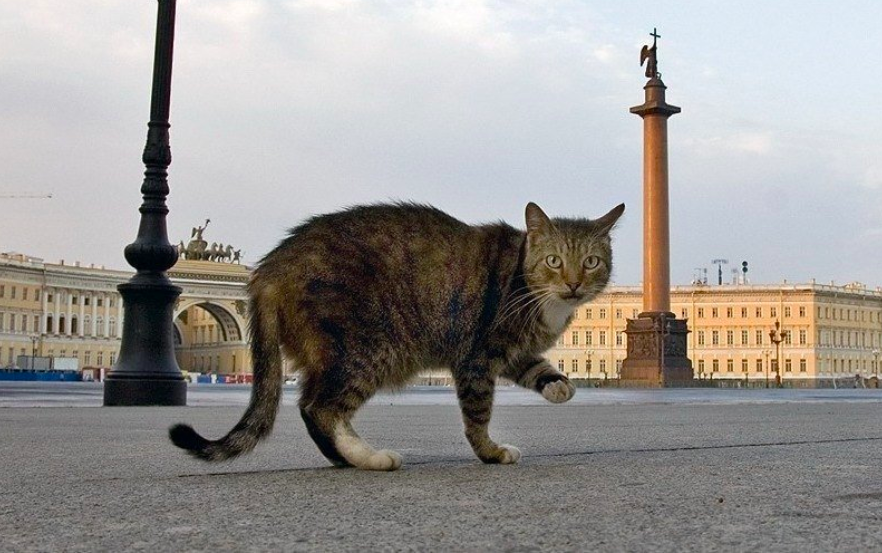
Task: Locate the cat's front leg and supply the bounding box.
[507,358,576,404]
[453,369,520,465]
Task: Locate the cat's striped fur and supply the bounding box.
[170,202,624,470]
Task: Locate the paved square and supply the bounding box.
[2,386,882,551]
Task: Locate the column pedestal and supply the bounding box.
[620,312,693,387]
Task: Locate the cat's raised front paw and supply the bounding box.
[542,378,575,403]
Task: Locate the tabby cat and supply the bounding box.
[170,201,624,471]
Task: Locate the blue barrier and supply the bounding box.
[0,371,82,382]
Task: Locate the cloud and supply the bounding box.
[732,132,773,155]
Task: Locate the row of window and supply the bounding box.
[562,328,812,348]
[191,355,223,372]
[696,358,808,374]
[695,329,807,347]
[45,314,117,336]
[0,285,40,302]
[819,307,882,323]
[46,291,116,308]
[189,326,221,345]
[575,305,813,321]
[4,346,116,367]
[0,285,118,308]
[565,330,624,347]
[818,329,882,349]
[574,305,882,324]
[563,328,882,350]
[693,306,808,320]
[553,356,878,377]
[0,312,117,337]
[575,308,636,321]
[556,358,618,374]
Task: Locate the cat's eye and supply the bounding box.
[545,255,562,269]
[583,256,601,270]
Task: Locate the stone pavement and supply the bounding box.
[2,392,882,551]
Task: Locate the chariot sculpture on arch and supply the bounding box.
[177,218,242,263]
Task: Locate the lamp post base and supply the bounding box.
[104,376,186,406]
[103,279,187,406]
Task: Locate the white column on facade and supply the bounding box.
[53,287,60,335]
[116,295,123,339]
[66,289,73,336]
[90,293,97,336]
[103,293,110,337]
[41,286,48,333]
[79,291,86,337]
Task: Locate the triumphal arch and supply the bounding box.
[169,220,252,377]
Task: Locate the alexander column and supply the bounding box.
[620,29,693,387]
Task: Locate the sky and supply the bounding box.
[1,0,881,288]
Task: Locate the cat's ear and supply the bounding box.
[595,203,625,234]
[525,202,552,234]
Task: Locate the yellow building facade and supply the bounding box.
[547,282,882,386]
[0,253,252,378]
[3,250,881,386]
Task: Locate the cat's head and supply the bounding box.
[522,202,625,306]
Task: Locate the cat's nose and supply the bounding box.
[566,282,581,292]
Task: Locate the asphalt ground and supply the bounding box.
[2,385,882,552]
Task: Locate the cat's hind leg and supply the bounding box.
[299,407,353,468]
[454,369,520,464]
[301,406,402,471]
[299,374,402,471]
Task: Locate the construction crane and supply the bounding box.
[712,259,729,285]
[0,193,53,199]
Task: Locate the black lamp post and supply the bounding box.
[873,349,880,387]
[769,320,788,389]
[763,349,771,389]
[29,335,40,370]
[104,0,186,406]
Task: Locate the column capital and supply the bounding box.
[630,79,681,118]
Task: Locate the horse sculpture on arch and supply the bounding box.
[177,220,242,263]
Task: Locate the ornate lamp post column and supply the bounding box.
[763,349,771,389]
[584,348,593,378]
[621,29,693,387]
[769,321,788,389]
[104,0,186,406]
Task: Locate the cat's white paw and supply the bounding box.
[498,444,521,464]
[361,449,403,471]
[542,379,575,404]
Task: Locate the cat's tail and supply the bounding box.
[169,292,283,461]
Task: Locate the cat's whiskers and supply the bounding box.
[494,287,551,331]
[492,275,551,329]
[495,285,545,323]
[518,288,557,339]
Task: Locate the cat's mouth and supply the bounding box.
[558,292,585,303]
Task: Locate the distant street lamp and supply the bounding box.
[873,349,880,383]
[763,349,772,389]
[584,349,593,381]
[655,313,672,386]
[769,321,788,389]
[29,335,38,370]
